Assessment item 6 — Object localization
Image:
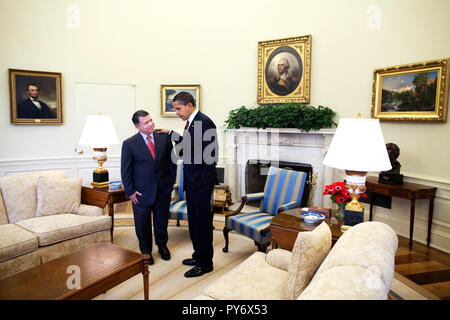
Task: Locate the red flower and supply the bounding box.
[324,181,355,206]
[333,182,346,191]
[334,195,347,204]
[358,193,368,199]
[324,185,335,195]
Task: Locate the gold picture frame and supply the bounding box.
[161,84,201,117]
[9,69,63,125]
[257,35,311,104]
[371,58,450,122]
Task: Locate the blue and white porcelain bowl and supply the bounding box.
[301,212,325,225]
[109,181,122,189]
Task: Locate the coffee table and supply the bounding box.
[0,242,149,300]
[270,208,344,251]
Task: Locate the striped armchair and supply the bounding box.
[223,166,308,253]
[169,160,187,226]
[169,159,214,227]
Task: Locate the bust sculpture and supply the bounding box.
[384,143,401,174]
[379,142,403,184]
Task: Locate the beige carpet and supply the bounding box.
[93,223,434,300]
[93,225,255,300]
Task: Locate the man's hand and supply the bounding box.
[155,128,170,134]
[130,191,142,204]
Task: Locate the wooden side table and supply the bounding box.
[270,208,343,251]
[365,176,437,250]
[81,185,129,243]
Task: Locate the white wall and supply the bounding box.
[1,0,449,251]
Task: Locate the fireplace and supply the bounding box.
[223,127,337,208]
[245,160,313,207]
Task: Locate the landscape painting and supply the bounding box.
[380,71,438,112]
[371,58,450,122]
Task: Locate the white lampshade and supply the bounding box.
[78,115,120,148]
[322,118,392,172]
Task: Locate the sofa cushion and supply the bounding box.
[0,224,38,263]
[35,176,82,217]
[75,204,105,216]
[298,265,387,300]
[285,221,332,300]
[0,171,67,223]
[0,249,41,281]
[310,221,398,294]
[16,214,112,246]
[204,252,288,300]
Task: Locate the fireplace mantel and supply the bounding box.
[223,127,337,208]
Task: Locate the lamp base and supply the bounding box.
[91,181,110,188]
[378,173,403,185]
[344,208,364,226]
[92,171,109,188]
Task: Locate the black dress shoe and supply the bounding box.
[158,245,171,261]
[182,258,197,266]
[184,265,213,278]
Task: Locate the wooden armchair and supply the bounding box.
[222,166,309,253]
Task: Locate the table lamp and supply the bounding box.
[78,114,120,188]
[322,117,391,225]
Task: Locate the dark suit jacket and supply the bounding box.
[17,98,56,118]
[171,111,218,189]
[121,132,176,207]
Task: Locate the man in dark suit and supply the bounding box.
[121,110,176,264]
[17,83,56,118]
[157,92,218,278]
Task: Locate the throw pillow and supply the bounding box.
[265,248,292,271]
[285,221,332,299]
[35,177,82,217]
[0,171,67,223]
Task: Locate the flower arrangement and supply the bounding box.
[323,181,367,219]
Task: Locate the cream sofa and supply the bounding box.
[195,221,398,300]
[0,171,112,280]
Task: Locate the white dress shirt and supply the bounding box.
[139,131,154,146]
[169,109,199,136]
[186,109,199,129]
[30,97,42,111]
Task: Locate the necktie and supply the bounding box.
[184,120,189,136]
[147,135,155,159]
